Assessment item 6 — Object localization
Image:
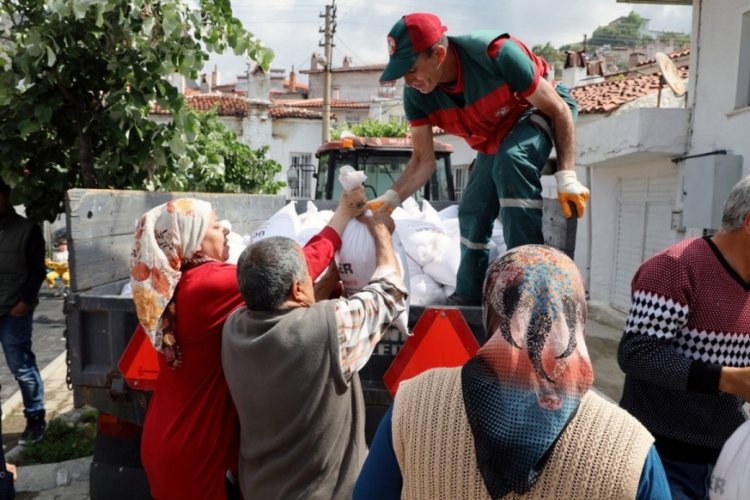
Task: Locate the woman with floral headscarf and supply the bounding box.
[130,192,366,499]
[354,245,670,499]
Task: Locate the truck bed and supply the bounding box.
[65,190,573,428]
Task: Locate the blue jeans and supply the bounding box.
[661,456,713,500]
[0,312,45,417]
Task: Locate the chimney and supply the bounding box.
[342,55,352,68]
[200,73,211,93]
[289,66,297,93]
[211,65,220,89]
[629,52,645,68]
[311,52,324,71]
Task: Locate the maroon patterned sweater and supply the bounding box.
[618,236,750,463]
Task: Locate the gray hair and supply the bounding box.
[236,236,307,311]
[422,35,448,58]
[721,175,750,231]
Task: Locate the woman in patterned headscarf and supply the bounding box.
[131,194,365,500]
[354,245,670,500]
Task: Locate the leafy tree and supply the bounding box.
[182,110,284,194]
[331,118,408,139]
[657,31,691,50]
[0,0,274,222]
[532,42,563,79]
[559,42,584,54]
[589,11,649,48]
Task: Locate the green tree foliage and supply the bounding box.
[590,11,649,48]
[0,0,274,222]
[181,110,284,194]
[532,42,563,79]
[657,31,691,50]
[331,118,408,139]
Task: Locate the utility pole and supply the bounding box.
[583,34,588,54]
[320,0,336,143]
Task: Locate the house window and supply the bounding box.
[288,153,314,199]
[736,9,750,109]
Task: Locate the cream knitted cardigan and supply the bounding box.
[392,367,654,500]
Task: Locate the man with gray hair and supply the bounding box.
[618,175,750,500]
[222,211,406,499]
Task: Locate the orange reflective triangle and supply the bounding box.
[383,307,480,397]
[118,324,160,391]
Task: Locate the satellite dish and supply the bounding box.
[655,52,686,107]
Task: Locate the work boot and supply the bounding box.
[19,412,46,445]
[445,293,481,307]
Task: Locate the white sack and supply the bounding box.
[297,202,333,245]
[710,420,750,500]
[395,218,451,267]
[249,201,300,243]
[422,235,460,288]
[409,273,447,306]
[336,216,410,337]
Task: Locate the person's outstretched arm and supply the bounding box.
[303,187,367,280]
[333,211,407,380]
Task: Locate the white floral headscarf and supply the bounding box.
[129,199,213,367]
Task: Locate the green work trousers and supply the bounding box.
[455,86,578,302]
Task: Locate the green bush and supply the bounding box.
[14,409,97,466]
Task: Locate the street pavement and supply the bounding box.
[0,288,91,499]
[0,291,629,498]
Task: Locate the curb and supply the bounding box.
[14,455,91,493]
[1,351,68,421]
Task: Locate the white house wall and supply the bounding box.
[308,71,404,102]
[586,159,681,308]
[689,0,750,177]
[271,118,325,197]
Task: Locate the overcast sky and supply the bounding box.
[206,0,693,85]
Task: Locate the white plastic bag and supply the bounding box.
[219,219,246,264]
[338,165,367,191]
[335,216,411,337]
[226,231,246,264]
[710,420,750,499]
[395,218,451,267]
[410,273,446,306]
[249,201,300,243]
[297,202,333,245]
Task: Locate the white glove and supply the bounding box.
[367,189,401,213]
[554,170,590,219]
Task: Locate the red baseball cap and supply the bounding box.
[380,13,448,82]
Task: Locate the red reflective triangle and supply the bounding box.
[118,324,160,391]
[383,307,480,397]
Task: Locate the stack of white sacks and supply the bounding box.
[230,197,507,307]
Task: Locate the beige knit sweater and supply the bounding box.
[392,367,654,500]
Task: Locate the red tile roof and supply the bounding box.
[301,64,385,75]
[269,107,323,120]
[276,98,369,109]
[637,48,691,67]
[151,94,322,120]
[570,66,688,114]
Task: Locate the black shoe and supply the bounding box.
[19,413,46,445]
[445,293,481,307]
